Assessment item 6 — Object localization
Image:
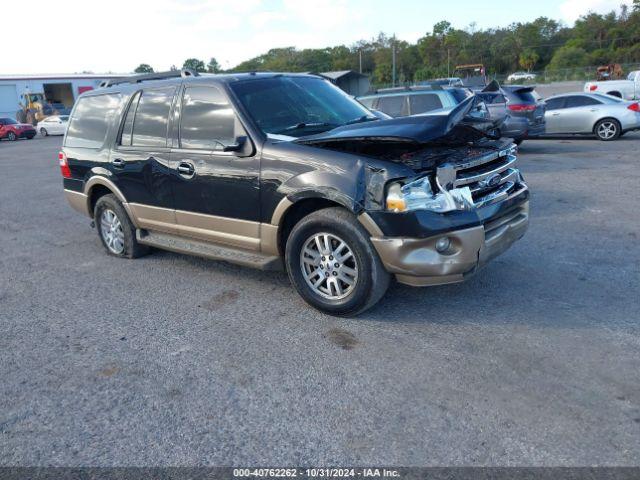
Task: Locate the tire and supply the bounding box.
[285,207,390,316]
[94,194,149,259]
[594,118,621,141]
[7,132,16,141]
[514,138,524,145]
[40,128,48,137]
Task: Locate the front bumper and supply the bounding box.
[370,201,529,286]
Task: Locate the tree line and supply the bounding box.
[134,1,640,85]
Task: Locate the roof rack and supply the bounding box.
[99,69,200,88]
[374,84,444,94]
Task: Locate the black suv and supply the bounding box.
[61,70,529,316]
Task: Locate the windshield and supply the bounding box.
[1,118,18,125]
[231,76,375,137]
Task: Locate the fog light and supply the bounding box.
[435,237,451,253]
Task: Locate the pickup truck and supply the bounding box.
[585,71,640,100]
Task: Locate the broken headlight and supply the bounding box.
[386,176,474,213]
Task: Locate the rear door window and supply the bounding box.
[377,95,407,117]
[131,88,175,147]
[565,96,601,108]
[545,98,565,110]
[409,94,443,114]
[65,94,121,148]
[179,85,236,150]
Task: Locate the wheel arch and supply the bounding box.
[83,176,136,225]
[274,196,347,257]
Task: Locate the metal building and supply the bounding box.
[0,74,122,119]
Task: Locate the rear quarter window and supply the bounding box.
[377,95,407,117]
[65,94,121,149]
[409,93,443,114]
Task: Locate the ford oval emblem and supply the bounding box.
[481,173,501,188]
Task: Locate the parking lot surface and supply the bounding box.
[1,134,639,466]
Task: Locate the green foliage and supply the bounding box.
[519,50,539,71]
[207,58,222,73]
[547,46,589,70]
[182,58,207,72]
[134,64,154,74]
[224,6,640,86]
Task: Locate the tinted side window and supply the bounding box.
[377,95,406,117]
[120,91,141,146]
[180,86,235,150]
[409,94,443,114]
[65,94,121,148]
[131,88,175,147]
[565,96,601,108]
[545,98,565,110]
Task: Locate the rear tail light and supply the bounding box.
[59,151,71,178]
[507,104,537,112]
[589,84,598,91]
[628,102,640,112]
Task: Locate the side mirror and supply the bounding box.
[223,136,247,153]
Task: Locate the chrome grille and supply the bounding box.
[437,142,525,208]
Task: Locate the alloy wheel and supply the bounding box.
[597,121,617,140]
[100,209,125,254]
[8,132,16,141]
[300,232,358,300]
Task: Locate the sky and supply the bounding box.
[0,0,630,74]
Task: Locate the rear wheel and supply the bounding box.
[594,118,621,141]
[7,132,16,141]
[285,207,390,316]
[513,138,524,146]
[94,194,149,259]
[40,128,48,137]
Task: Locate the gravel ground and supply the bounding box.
[0,133,639,466]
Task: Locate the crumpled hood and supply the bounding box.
[296,95,499,146]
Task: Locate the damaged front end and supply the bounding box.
[296,95,529,287]
[297,95,526,215]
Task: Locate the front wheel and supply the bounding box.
[594,119,621,141]
[285,207,390,316]
[40,128,48,137]
[94,194,149,258]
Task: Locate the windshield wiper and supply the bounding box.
[343,115,378,126]
[276,122,337,134]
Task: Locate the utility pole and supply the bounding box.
[359,50,362,74]
[447,48,450,78]
[392,39,396,87]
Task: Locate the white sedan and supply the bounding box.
[37,115,69,136]
[507,71,536,82]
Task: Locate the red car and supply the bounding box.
[0,117,36,141]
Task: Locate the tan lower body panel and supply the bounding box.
[64,189,91,217]
[372,201,529,287]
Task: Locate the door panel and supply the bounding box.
[109,87,176,213]
[169,84,260,249]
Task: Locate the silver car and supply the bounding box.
[544,92,640,140]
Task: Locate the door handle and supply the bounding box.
[111,158,125,168]
[177,161,195,178]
